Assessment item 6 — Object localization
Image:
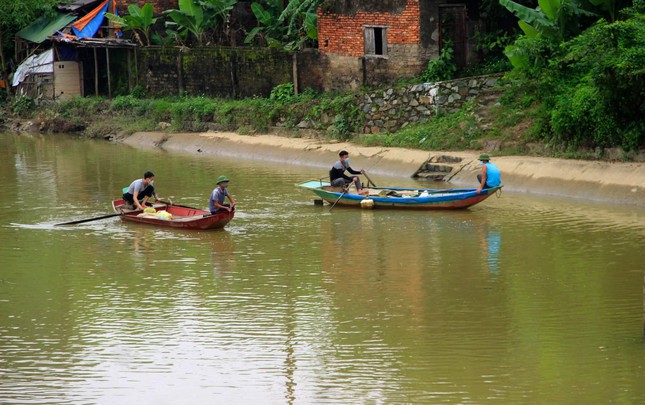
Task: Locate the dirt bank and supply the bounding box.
[119,131,645,206]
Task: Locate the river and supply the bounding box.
[1,132,644,404]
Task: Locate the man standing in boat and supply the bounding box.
[476,154,502,194]
[123,171,160,210]
[330,150,369,195]
[209,176,236,214]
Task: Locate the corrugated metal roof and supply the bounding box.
[16,13,77,44]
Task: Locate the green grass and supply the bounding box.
[5,70,641,161]
[360,101,480,150]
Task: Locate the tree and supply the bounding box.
[201,0,238,45]
[500,0,601,69]
[244,0,320,95]
[105,3,158,46]
[0,0,58,95]
[164,0,236,46]
[245,0,319,51]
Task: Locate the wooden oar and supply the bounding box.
[364,172,377,187]
[329,185,350,212]
[54,210,140,226]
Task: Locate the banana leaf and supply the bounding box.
[519,21,539,38]
[504,44,530,69]
[538,0,560,22]
[499,0,558,40]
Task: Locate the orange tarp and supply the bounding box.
[72,0,108,32]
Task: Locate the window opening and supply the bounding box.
[364,26,388,57]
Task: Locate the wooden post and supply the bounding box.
[292,52,299,96]
[80,61,85,96]
[106,48,111,98]
[177,52,183,95]
[127,49,132,92]
[93,47,99,96]
[134,48,139,87]
[1,29,9,96]
[230,52,237,99]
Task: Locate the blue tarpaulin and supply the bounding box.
[72,0,109,39]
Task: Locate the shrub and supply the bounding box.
[12,96,35,117]
[110,95,139,111]
[328,114,352,140]
[502,15,645,151]
[269,83,295,103]
[360,101,479,150]
[550,85,618,148]
[131,85,146,98]
[421,41,457,83]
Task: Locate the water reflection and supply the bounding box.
[475,220,501,280]
[131,226,155,269]
[209,230,236,275]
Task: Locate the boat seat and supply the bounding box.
[172,215,207,222]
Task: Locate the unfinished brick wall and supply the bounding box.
[318,0,421,57]
[316,0,436,87]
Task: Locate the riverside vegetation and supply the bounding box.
[1,1,643,161]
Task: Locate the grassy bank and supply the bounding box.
[0,77,641,162]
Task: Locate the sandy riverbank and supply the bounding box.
[119,131,645,206]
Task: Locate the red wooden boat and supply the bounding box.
[112,199,234,230]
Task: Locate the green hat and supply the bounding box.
[216,175,230,184]
[479,153,490,161]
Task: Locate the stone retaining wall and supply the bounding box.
[360,74,503,134]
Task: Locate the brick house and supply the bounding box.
[316,0,479,90]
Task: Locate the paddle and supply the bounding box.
[54,210,140,226]
[328,185,350,212]
[363,172,377,187]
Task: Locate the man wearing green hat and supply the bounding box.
[476,153,501,194]
[209,175,236,214]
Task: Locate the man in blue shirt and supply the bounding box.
[209,175,236,214]
[476,154,502,194]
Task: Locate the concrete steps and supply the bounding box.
[413,154,472,181]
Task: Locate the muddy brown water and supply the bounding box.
[1,133,644,404]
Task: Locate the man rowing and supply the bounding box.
[122,171,161,211]
[329,150,369,195]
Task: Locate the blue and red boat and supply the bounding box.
[296,180,501,210]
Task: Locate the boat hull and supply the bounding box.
[296,180,501,210]
[112,200,233,230]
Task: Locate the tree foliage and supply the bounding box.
[499,0,643,151]
[0,0,59,93]
[500,0,599,68]
[244,0,320,51]
[549,17,645,149]
[105,3,158,46]
[506,14,645,151]
[164,0,236,46]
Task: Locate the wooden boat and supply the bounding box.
[111,199,234,230]
[296,180,502,210]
